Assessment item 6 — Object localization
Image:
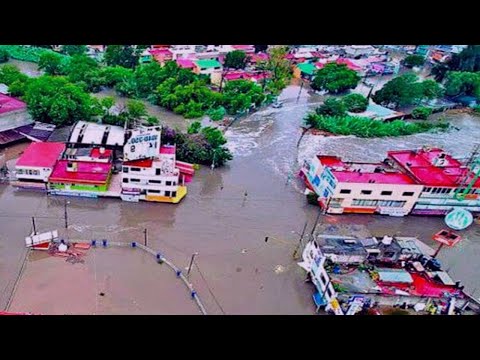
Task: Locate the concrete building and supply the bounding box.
[301,155,424,216]
[14,142,65,184]
[121,145,187,204]
[68,121,125,150]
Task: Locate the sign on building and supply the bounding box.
[124,126,161,162]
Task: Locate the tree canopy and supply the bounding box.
[402,55,425,68]
[343,93,369,113]
[0,48,8,63]
[62,45,87,56]
[372,73,444,108]
[104,45,140,69]
[38,52,65,75]
[444,71,480,99]
[224,50,248,70]
[311,63,360,94]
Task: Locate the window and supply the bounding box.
[340,189,351,194]
[326,287,333,299]
[172,191,177,198]
[131,179,140,183]
[131,167,141,172]
[122,178,129,184]
[156,169,161,176]
[361,190,372,195]
[166,181,172,186]
[149,180,162,184]
[423,187,431,193]
[320,272,327,286]
[123,167,129,173]
[172,182,177,186]
[402,192,415,197]
[165,191,171,197]
[149,190,160,194]
[17,169,23,175]
[381,191,393,196]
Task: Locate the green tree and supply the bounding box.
[412,106,433,119]
[260,46,292,94]
[105,45,139,69]
[311,63,360,93]
[315,98,347,117]
[101,66,134,87]
[126,99,147,120]
[224,50,248,69]
[99,96,115,116]
[24,75,97,125]
[0,64,29,85]
[64,54,102,92]
[134,61,167,97]
[373,73,443,108]
[188,121,202,134]
[38,52,65,75]
[343,93,369,113]
[402,55,425,68]
[432,46,480,81]
[0,48,8,63]
[62,45,87,56]
[444,71,480,98]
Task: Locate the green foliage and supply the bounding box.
[101,66,134,87]
[126,99,147,119]
[62,45,87,56]
[102,113,127,127]
[311,63,360,93]
[64,55,102,92]
[305,113,449,138]
[474,105,480,113]
[373,73,444,108]
[0,64,29,86]
[0,48,8,63]
[402,55,425,68]
[0,45,68,63]
[104,45,139,69]
[412,106,433,119]
[38,52,65,75]
[146,116,160,126]
[448,45,480,73]
[7,79,32,97]
[24,75,97,126]
[223,80,266,115]
[256,46,292,94]
[134,61,168,97]
[224,50,248,69]
[315,98,347,117]
[207,106,226,121]
[342,93,369,113]
[444,71,480,98]
[187,121,202,134]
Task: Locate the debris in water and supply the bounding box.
[241,249,247,254]
[99,293,105,297]
[274,265,286,274]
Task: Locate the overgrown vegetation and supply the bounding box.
[311,63,360,94]
[343,93,369,113]
[402,55,425,68]
[0,49,8,63]
[412,106,433,119]
[444,71,480,99]
[0,45,68,63]
[305,113,448,138]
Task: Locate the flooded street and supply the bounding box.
[1,81,480,313]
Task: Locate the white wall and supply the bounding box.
[15,166,52,182]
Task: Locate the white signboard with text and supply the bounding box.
[124,126,161,162]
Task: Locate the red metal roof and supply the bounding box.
[0,94,27,115]
[123,159,154,168]
[388,148,480,187]
[90,148,113,159]
[49,160,112,185]
[160,145,176,155]
[16,142,65,168]
[176,59,195,69]
[318,155,416,185]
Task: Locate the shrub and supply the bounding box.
[412,106,433,120]
[343,93,369,113]
[315,98,347,117]
[0,49,8,63]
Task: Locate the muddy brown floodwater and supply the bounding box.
[1,81,480,314]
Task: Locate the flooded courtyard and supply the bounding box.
[1,80,480,314]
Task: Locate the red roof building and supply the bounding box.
[16,142,65,168]
[49,160,112,185]
[0,94,27,115]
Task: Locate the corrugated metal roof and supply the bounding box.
[378,269,413,284]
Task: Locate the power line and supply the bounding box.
[193,260,226,315]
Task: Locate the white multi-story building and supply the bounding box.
[121,145,187,203]
[169,45,196,60]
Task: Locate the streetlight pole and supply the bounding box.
[293,221,309,259]
[144,228,148,247]
[64,199,68,229]
[32,217,37,236]
[187,252,198,277]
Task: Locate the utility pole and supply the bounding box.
[64,199,68,229]
[144,228,148,247]
[310,207,322,239]
[32,217,37,236]
[187,252,198,278]
[296,80,304,103]
[293,221,309,259]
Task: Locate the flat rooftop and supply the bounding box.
[388,148,480,187]
[0,94,27,115]
[318,155,417,185]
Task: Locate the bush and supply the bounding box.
[343,93,369,113]
[315,98,347,117]
[188,121,202,134]
[0,45,68,63]
[305,113,449,138]
[207,106,226,121]
[402,55,425,68]
[412,106,433,120]
[473,105,480,113]
[146,116,160,126]
[0,49,8,63]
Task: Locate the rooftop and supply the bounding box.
[16,142,65,168]
[297,62,317,76]
[318,155,417,185]
[0,94,27,115]
[388,148,480,187]
[194,59,222,69]
[49,160,112,185]
[69,121,125,147]
[176,59,195,69]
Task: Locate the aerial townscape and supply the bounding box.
[1,44,480,315]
